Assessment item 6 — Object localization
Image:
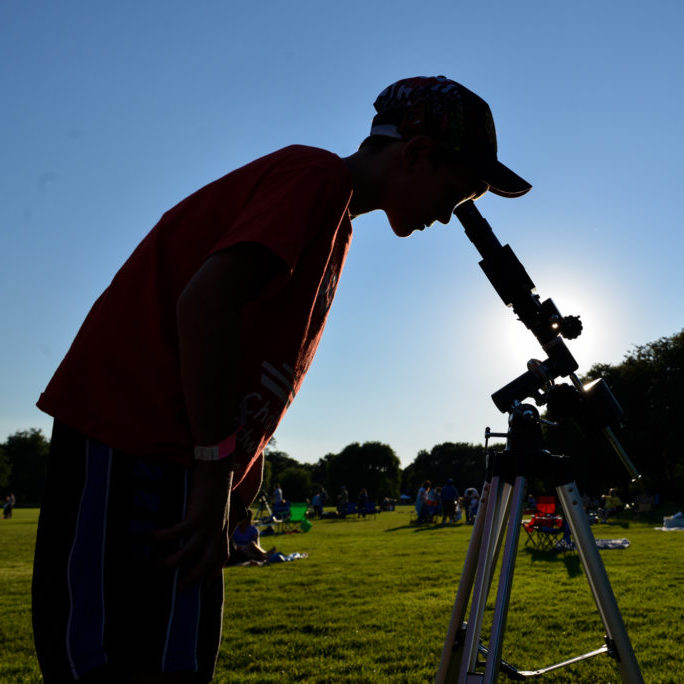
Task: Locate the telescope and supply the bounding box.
[454,200,639,481]
[436,201,644,683]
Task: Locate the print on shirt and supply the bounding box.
[260,361,295,406]
[236,241,346,461]
[237,360,295,458]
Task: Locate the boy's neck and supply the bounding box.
[341,145,400,219]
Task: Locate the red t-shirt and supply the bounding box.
[38,145,353,502]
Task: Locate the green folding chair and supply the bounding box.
[283,502,312,533]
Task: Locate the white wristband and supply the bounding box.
[194,431,238,463]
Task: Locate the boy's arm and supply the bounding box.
[177,241,285,445]
[156,242,285,586]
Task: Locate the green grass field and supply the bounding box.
[1,507,682,682]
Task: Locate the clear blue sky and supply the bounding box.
[2,1,683,467]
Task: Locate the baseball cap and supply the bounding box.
[371,76,531,198]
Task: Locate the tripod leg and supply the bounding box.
[436,479,491,684]
[456,475,513,682]
[436,477,513,682]
[557,482,643,684]
[482,475,527,682]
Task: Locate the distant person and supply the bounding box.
[273,483,284,506]
[598,488,622,522]
[358,488,369,517]
[312,491,323,518]
[32,75,530,681]
[425,486,441,521]
[416,480,431,521]
[337,486,349,515]
[272,482,288,519]
[3,494,14,519]
[231,509,274,563]
[463,487,480,524]
[441,478,460,524]
[231,508,260,548]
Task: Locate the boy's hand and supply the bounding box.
[154,459,234,588]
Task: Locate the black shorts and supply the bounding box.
[32,421,223,683]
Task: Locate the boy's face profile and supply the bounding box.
[383,136,488,238]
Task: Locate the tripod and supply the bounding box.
[435,404,643,682]
[434,201,644,682]
[254,492,274,523]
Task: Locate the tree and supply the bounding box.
[2,428,50,504]
[310,453,335,492]
[542,329,684,502]
[279,466,312,502]
[0,444,11,489]
[264,449,300,496]
[402,442,485,496]
[581,330,684,501]
[325,441,401,502]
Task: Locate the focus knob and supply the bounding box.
[561,315,583,339]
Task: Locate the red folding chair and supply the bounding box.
[522,496,563,549]
[533,515,564,550]
[535,495,556,516]
[522,514,541,547]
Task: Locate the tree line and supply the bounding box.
[0,428,50,506]
[262,440,486,505]
[543,329,684,505]
[3,329,683,507]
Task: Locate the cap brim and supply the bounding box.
[481,160,532,198]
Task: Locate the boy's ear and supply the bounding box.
[401,135,436,168]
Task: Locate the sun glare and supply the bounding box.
[474,274,619,384]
